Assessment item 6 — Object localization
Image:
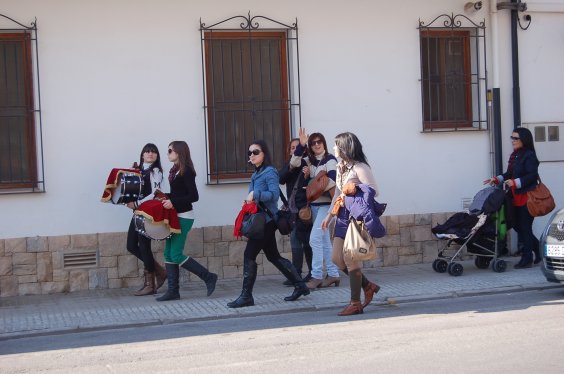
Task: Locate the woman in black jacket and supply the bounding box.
[157,141,217,301]
[485,127,540,268]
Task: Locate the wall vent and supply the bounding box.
[461,198,472,212]
[63,251,98,269]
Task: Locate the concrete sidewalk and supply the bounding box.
[1,259,562,340]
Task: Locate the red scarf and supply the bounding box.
[233,202,259,239]
[168,164,179,184]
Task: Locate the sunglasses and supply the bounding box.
[310,140,323,146]
[248,149,262,156]
[510,136,521,141]
[168,149,174,154]
[144,149,157,154]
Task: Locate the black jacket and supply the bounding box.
[279,163,308,210]
[502,148,539,194]
[168,166,199,213]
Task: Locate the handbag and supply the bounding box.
[277,188,296,235]
[306,170,329,202]
[343,218,376,262]
[298,205,313,224]
[241,211,266,240]
[527,178,555,217]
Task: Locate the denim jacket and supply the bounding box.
[249,165,280,222]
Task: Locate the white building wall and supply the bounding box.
[0,0,537,238]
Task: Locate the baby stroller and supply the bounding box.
[431,186,508,276]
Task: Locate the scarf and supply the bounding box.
[168,164,179,183]
[506,149,521,178]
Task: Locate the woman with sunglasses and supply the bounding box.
[290,128,340,290]
[125,143,168,296]
[227,140,310,308]
[157,141,217,301]
[484,127,540,269]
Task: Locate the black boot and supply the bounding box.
[156,263,180,301]
[181,257,218,296]
[272,258,310,302]
[227,258,257,308]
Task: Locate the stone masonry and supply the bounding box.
[0,213,453,297]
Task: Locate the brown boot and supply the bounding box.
[362,281,380,308]
[320,276,340,288]
[154,262,167,291]
[134,270,156,296]
[338,300,363,316]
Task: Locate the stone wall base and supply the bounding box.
[0,213,462,297]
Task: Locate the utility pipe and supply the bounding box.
[490,0,504,175]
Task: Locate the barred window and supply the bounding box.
[200,14,301,184]
[0,15,44,192]
[418,15,487,132]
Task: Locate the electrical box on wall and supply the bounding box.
[522,122,563,162]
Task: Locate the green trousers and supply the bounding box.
[164,217,194,264]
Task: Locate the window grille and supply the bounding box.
[0,14,44,193]
[418,14,488,132]
[200,12,301,184]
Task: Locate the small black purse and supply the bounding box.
[277,188,296,235]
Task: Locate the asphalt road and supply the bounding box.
[1,288,564,373]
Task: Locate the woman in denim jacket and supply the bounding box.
[227,140,310,308]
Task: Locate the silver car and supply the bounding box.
[540,208,564,283]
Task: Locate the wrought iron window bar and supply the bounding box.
[0,14,45,193]
[418,13,488,133]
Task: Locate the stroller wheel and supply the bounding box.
[474,256,490,269]
[447,262,464,276]
[433,259,448,273]
[492,259,507,273]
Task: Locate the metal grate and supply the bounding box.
[548,224,564,241]
[418,14,488,132]
[63,251,98,269]
[545,257,564,272]
[0,14,45,193]
[200,12,301,184]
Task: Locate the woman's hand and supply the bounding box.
[321,214,332,230]
[246,191,254,202]
[504,179,515,188]
[302,166,310,178]
[299,127,309,146]
[162,199,173,210]
[126,202,136,210]
[483,177,497,185]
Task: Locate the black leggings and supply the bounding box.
[126,218,156,272]
[244,221,283,263]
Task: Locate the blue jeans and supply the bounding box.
[309,204,339,280]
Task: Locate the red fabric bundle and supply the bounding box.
[233,201,258,239]
[134,200,181,234]
[101,168,141,202]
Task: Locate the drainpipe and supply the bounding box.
[490,0,504,175]
[510,0,521,130]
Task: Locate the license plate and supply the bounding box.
[546,244,564,258]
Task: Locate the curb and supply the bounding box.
[2,283,562,342]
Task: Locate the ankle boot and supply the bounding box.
[362,281,380,308]
[338,300,363,316]
[134,270,156,296]
[156,263,180,301]
[181,257,218,296]
[154,262,167,290]
[272,258,310,302]
[227,258,257,308]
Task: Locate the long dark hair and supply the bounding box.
[169,141,196,176]
[250,139,272,167]
[514,127,536,154]
[139,143,163,173]
[307,132,329,161]
[334,132,370,166]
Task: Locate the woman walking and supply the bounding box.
[228,140,310,308]
[157,141,217,301]
[126,143,167,296]
[291,128,340,289]
[322,132,382,316]
[484,127,540,268]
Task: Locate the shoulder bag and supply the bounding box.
[277,188,296,235]
[527,178,555,217]
[241,211,266,240]
[343,218,377,262]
